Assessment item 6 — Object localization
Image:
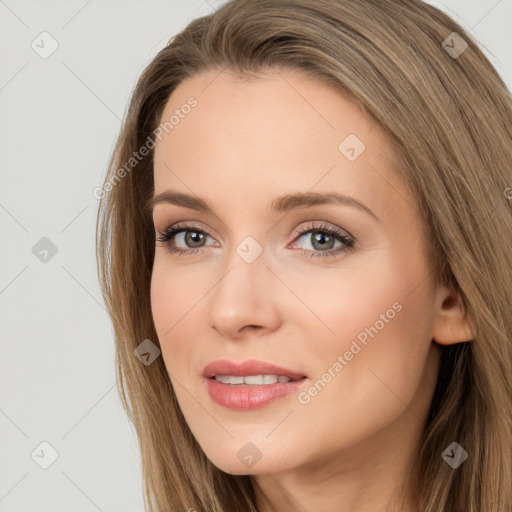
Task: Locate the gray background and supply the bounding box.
[0,1,510,510]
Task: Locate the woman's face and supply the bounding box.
[150,69,443,476]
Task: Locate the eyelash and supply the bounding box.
[155,222,356,259]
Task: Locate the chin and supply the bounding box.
[201,442,296,476]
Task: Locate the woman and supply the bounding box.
[96,0,512,510]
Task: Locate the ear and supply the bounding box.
[432,283,475,345]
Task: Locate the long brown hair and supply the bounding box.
[96,1,512,510]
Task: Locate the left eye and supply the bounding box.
[289,224,355,258]
[294,229,344,251]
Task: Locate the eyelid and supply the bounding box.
[155,220,220,240]
[292,221,354,240]
[155,218,353,238]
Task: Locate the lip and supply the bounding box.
[202,358,307,379]
[202,359,308,410]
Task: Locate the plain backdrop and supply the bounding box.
[0,1,510,510]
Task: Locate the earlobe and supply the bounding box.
[432,285,476,345]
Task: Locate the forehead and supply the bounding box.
[155,68,381,162]
[152,69,411,224]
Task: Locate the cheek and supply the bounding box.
[287,256,398,352]
[150,257,209,328]
[296,263,435,429]
[291,250,436,403]
[149,261,202,372]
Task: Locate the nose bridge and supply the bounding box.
[212,239,268,309]
[218,232,269,295]
[206,237,281,336]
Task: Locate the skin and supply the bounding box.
[150,69,474,512]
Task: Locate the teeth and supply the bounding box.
[214,374,294,385]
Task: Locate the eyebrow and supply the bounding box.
[148,190,379,222]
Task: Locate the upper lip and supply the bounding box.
[202,359,307,379]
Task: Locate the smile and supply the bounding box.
[213,374,302,385]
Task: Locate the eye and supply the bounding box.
[155,221,356,259]
[290,222,355,259]
[155,223,217,256]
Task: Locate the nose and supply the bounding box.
[206,249,282,339]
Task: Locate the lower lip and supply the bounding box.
[205,377,308,410]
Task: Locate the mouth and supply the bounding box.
[202,358,307,381]
[205,374,308,410]
[210,374,305,385]
[202,359,308,410]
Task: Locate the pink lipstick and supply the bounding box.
[203,359,308,410]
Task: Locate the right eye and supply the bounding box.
[155,224,218,256]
